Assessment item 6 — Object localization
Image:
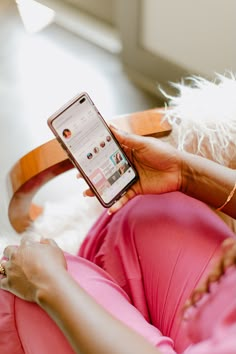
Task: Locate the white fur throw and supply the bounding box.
[162,73,236,166]
[1,74,236,255]
[0,196,103,256]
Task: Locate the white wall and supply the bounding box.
[141,0,236,76]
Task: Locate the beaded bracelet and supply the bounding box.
[216,180,236,211]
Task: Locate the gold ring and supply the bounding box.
[0,263,6,276]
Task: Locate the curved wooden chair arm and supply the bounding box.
[7,108,171,233]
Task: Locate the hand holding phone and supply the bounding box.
[47,92,138,208]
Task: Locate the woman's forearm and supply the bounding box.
[181,151,236,218]
[36,270,160,354]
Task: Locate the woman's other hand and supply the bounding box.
[0,238,67,302]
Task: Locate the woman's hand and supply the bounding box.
[0,238,67,302]
[82,127,183,213]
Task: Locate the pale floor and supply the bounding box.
[0,1,161,236]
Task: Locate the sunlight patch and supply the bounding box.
[16,0,55,33]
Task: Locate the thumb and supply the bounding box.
[40,238,59,247]
[109,125,145,150]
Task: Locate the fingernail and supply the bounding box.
[109,123,118,130]
[107,209,112,215]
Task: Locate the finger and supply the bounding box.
[76,172,83,179]
[109,125,145,150]
[21,236,35,246]
[0,259,7,266]
[40,238,58,247]
[0,255,10,262]
[0,260,11,287]
[0,276,9,290]
[221,238,235,250]
[108,189,136,215]
[119,145,133,162]
[3,245,18,260]
[0,260,7,277]
[83,188,95,197]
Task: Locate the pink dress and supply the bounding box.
[0,192,235,353]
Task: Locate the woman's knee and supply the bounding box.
[117,192,188,224]
[110,192,232,258]
[114,192,205,237]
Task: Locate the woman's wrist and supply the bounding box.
[178,150,193,194]
[178,150,236,217]
[180,151,196,193]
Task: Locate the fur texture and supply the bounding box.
[161,73,236,166]
[0,196,103,255]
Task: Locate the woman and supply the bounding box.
[0,126,235,354]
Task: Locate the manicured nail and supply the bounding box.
[109,123,118,130]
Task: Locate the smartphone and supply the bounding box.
[47,92,138,207]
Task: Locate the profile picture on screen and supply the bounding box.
[87,152,93,160]
[62,128,72,139]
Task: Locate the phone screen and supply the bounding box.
[49,93,138,206]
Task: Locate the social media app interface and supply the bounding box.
[52,96,136,203]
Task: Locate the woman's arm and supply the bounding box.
[0,239,161,354]
[181,151,236,218]
[37,269,161,354]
